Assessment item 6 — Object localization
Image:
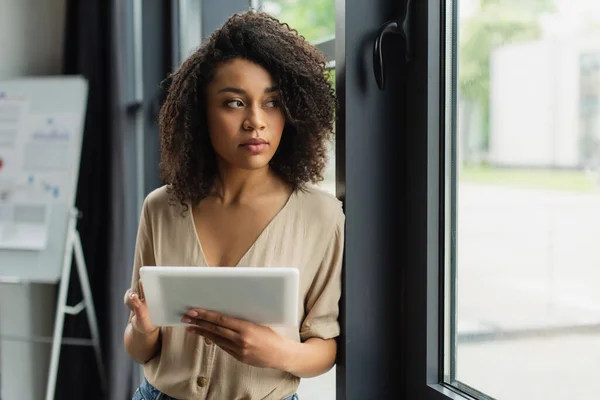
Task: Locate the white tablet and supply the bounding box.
[139,266,299,327]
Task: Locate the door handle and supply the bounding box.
[373,0,413,90]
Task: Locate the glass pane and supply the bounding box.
[178,0,201,63]
[322,68,336,196]
[446,0,600,399]
[259,0,336,196]
[258,0,335,43]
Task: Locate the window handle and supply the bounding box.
[373,0,413,90]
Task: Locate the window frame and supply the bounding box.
[402,0,477,399]
[315,36,336,68]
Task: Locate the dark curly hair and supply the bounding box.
[158,10,336,206]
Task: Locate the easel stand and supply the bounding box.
[0,76,94,400]
[45,208,107,400]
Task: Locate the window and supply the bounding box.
[258,0,335,44]
[445,0,600,399]
[177,0,202,63]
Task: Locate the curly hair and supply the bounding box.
[158,10,336,206]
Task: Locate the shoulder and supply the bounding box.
[142,185,186,223]
[294,184,345,229]
[143,185,173,211]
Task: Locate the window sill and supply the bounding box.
[426,384,482,400]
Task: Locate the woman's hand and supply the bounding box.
[124,281,158,335]
[182,309,291,370]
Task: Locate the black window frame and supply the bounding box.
[401,1,476,398]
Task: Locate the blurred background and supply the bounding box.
[1,0,600,399]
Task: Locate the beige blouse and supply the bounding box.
[128,184,345,400]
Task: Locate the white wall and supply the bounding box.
[297,365,336,399]
[0,0,65,79]
[489,33,600,168]
[490,40,556,166]
[0,0,65,399]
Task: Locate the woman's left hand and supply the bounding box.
[182,309,291,370]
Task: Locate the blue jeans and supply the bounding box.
[133,377,299,400]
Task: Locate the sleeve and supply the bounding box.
[299,209,345,341]
[127,197,156,323]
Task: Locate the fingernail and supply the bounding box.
[181,317,192,323]
[187,310,198,317]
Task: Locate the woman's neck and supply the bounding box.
[212,164,281,205]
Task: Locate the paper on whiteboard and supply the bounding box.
[0,103,77,250]
[0,201,49,250]
[0,94,28,196]
[19,114,80,203]
[0,113,79,205]
[25,115,74,172]
[0,95,48,250]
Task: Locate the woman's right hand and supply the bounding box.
[124,281,158,334]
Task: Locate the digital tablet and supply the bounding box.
[138,266,299,327]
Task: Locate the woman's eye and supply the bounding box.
[265,99,279,108]
[226,100,244,108]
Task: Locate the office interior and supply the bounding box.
[1,0,600,399]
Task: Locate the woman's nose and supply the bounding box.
[243,106,267,131]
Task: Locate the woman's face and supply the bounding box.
[205,58,285,172]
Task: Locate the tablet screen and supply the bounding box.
[140,266,299,328]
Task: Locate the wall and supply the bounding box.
[0,0,66,399]
[489,40,557,167]
[489,33,600,169]
[0,0,65,78]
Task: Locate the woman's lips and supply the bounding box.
[240,138,268,154]
[241,143,268,153]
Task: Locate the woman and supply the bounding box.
[124,10,343,400]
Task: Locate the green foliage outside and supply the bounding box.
[261,0,335,43]
[261,2,335,85]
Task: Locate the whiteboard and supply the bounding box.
[0,76,88,283]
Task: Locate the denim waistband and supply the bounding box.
[134,377,299,400]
